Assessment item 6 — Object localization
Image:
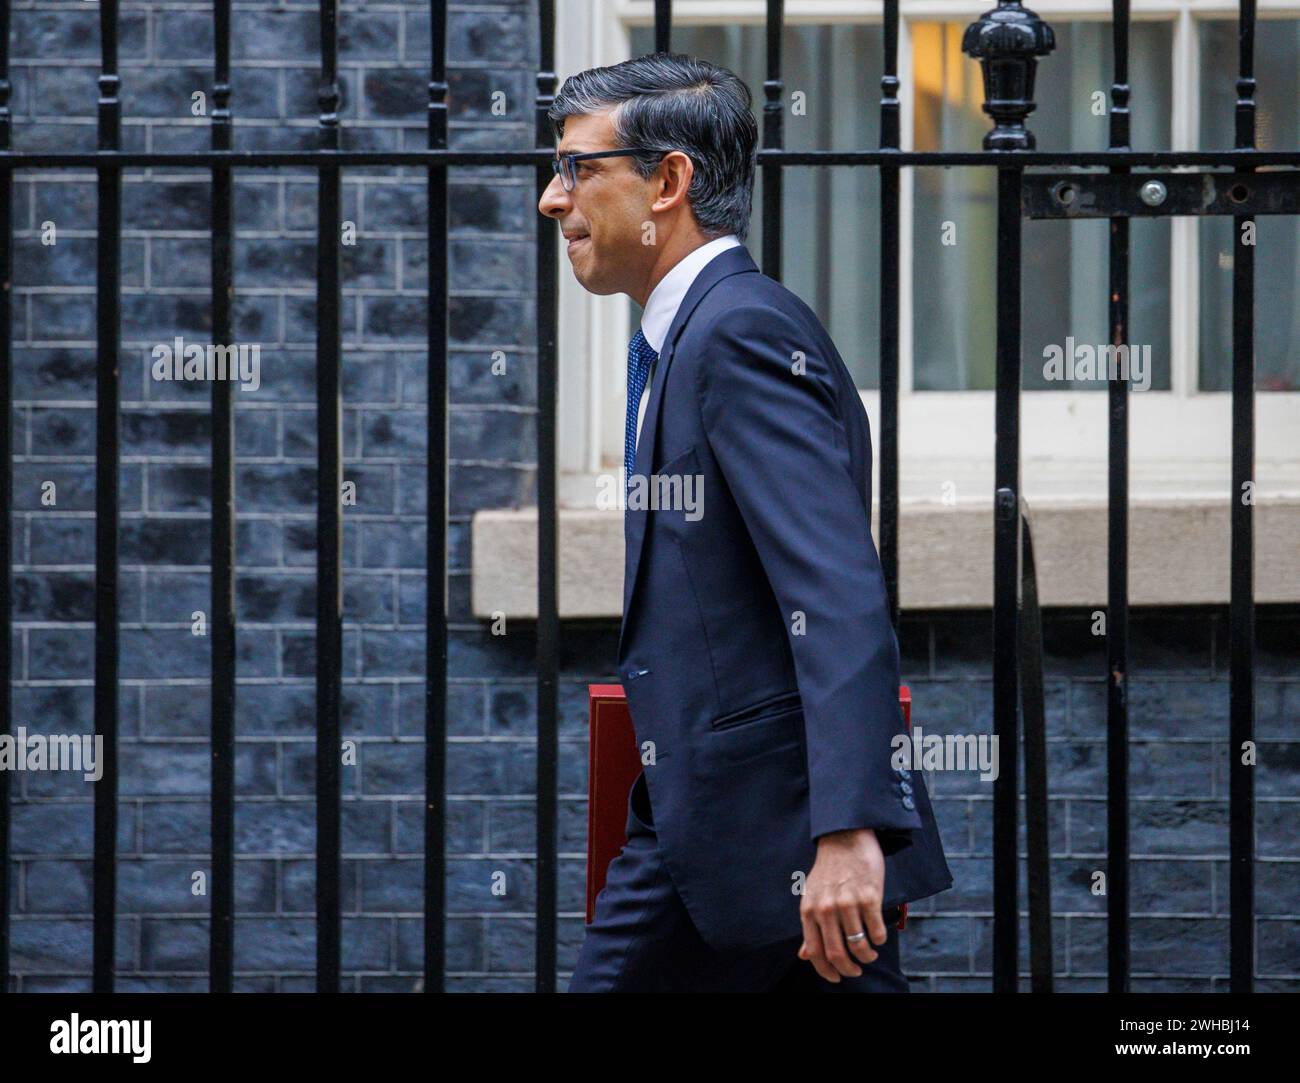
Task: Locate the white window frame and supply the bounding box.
[554,0,1300,508]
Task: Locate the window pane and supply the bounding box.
[1198,19,1300,391]
[913,21,1173,391]
[628,23,884,387]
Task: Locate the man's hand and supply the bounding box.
[797,828,888,982]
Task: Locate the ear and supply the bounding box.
[649,150,694,214]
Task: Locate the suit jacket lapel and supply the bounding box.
[618,243,758,660]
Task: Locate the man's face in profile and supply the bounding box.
[538,109,656,297]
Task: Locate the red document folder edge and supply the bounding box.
[586,684,912,932]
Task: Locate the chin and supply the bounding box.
[572,267,620,297]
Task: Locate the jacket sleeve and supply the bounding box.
[696,302,921,847]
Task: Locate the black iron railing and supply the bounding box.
[0,0,1267,993]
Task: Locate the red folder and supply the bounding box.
[586,684,912,931]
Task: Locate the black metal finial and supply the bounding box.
[962,1,1056,151]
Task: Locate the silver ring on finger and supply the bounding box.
[845,931,867,943]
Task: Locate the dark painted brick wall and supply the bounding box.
[6,2,1297,992]
[897,605,1299,991]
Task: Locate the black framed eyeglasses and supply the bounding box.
[551,148,662,191]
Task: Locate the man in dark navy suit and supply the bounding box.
[540,52,952,992]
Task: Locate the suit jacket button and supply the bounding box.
[901,795,916,811]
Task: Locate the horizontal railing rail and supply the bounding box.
[0,149,1298,167]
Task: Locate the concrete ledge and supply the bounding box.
[471,498,1300,618]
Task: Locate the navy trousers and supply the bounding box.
[568,773,910,993]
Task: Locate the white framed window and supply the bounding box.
[553,0,1300,510]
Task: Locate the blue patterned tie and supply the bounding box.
[625,329,659,497]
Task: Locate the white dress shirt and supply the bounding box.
[635,234,744,441]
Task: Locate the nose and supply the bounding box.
[538,172,570,220]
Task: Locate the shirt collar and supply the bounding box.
[638,234,744,354]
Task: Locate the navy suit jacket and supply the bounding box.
[616,242,952,952]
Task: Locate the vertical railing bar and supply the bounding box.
[1106,0,1132,995]
[761,0,783,280]
[879,0,901,630]
[654,0,671,54]
[759,1,780,278]
[423,0,449,994]
[0,0,11,994]
[991,162,1021,993]
[1229,0,1257,995]
[1017,505,1053,992]
[963,0,1053,994]
[208,0,236,995]
[92,0,122,995]
[533,0,559,995]
[315,0,343,994]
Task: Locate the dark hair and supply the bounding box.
[548,52,757,242]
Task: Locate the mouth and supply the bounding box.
[564,232,589,253]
